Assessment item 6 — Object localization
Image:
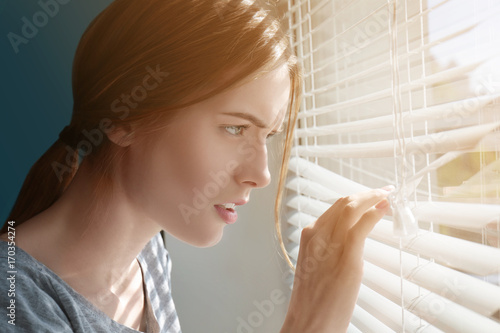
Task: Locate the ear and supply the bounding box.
[106,125,135,147]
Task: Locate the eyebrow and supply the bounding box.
[221,112,268,129]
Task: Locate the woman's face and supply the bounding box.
[122,66,291,247]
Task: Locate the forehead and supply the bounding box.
[168,65,291,132]
[204,66,291,127]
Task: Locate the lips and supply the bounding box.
[214,204,238,224]
[214,199,248,224]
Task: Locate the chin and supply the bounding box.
[178,225,225,248]
[196,231,224,248]
[189,236,223,248]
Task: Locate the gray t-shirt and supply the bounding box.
[0,233,181,333]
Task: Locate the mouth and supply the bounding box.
[216,203,236,211]
[214,201,246,224]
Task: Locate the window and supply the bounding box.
[284,0,500,331]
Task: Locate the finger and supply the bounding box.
[353,199,389,238]
[313,191,380,232]
[310,195,347,230]
[330,188,391,244]
[340,202,389,267]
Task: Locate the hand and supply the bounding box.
[281,188,392,333]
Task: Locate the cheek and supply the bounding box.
[147,130,234,208]
[121,122,240,238]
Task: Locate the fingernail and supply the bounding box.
[380,185,395,193]
[375,199,390,210]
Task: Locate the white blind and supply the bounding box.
[284,0,500,331]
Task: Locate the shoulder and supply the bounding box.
[0,240,74,332]
[0,241,140,332]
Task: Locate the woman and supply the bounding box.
[0,0,391,332]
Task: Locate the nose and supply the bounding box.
[235,140,271,189]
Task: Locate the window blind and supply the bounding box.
[284,0,500,332]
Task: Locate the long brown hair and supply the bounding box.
[3,0,301,267]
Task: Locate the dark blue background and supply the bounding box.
[0,0,112,225]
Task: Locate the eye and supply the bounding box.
[224,125,247,136]
[266,131,277,139]
[266,124,284,139]
[266,129,283,139]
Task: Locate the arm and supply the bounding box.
[281,188,392,333]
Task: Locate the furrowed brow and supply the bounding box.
[221,112,268,129]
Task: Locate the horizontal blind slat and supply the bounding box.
[363,262,500,332]
[289,0,332,30]
[286,176,341,202]
[357,284,444,332]
[286,195,331,217]
[287,211,317,228]
[286,195,500,276]
[292,122,500,158]
[347,323,363,333]
[413,201,500,229]
[295,94,498,135]
[351,305,396,333]
[302,59,484,98]
[297,0,454,60]
[286,225,301,244]
[296,3,388,59]
[303,18,477,80]
[371,220,500,276]
[287,158,500,228]
[288,157,369,194]
[364,238,500,317]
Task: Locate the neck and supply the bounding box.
[14,160,161,297]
